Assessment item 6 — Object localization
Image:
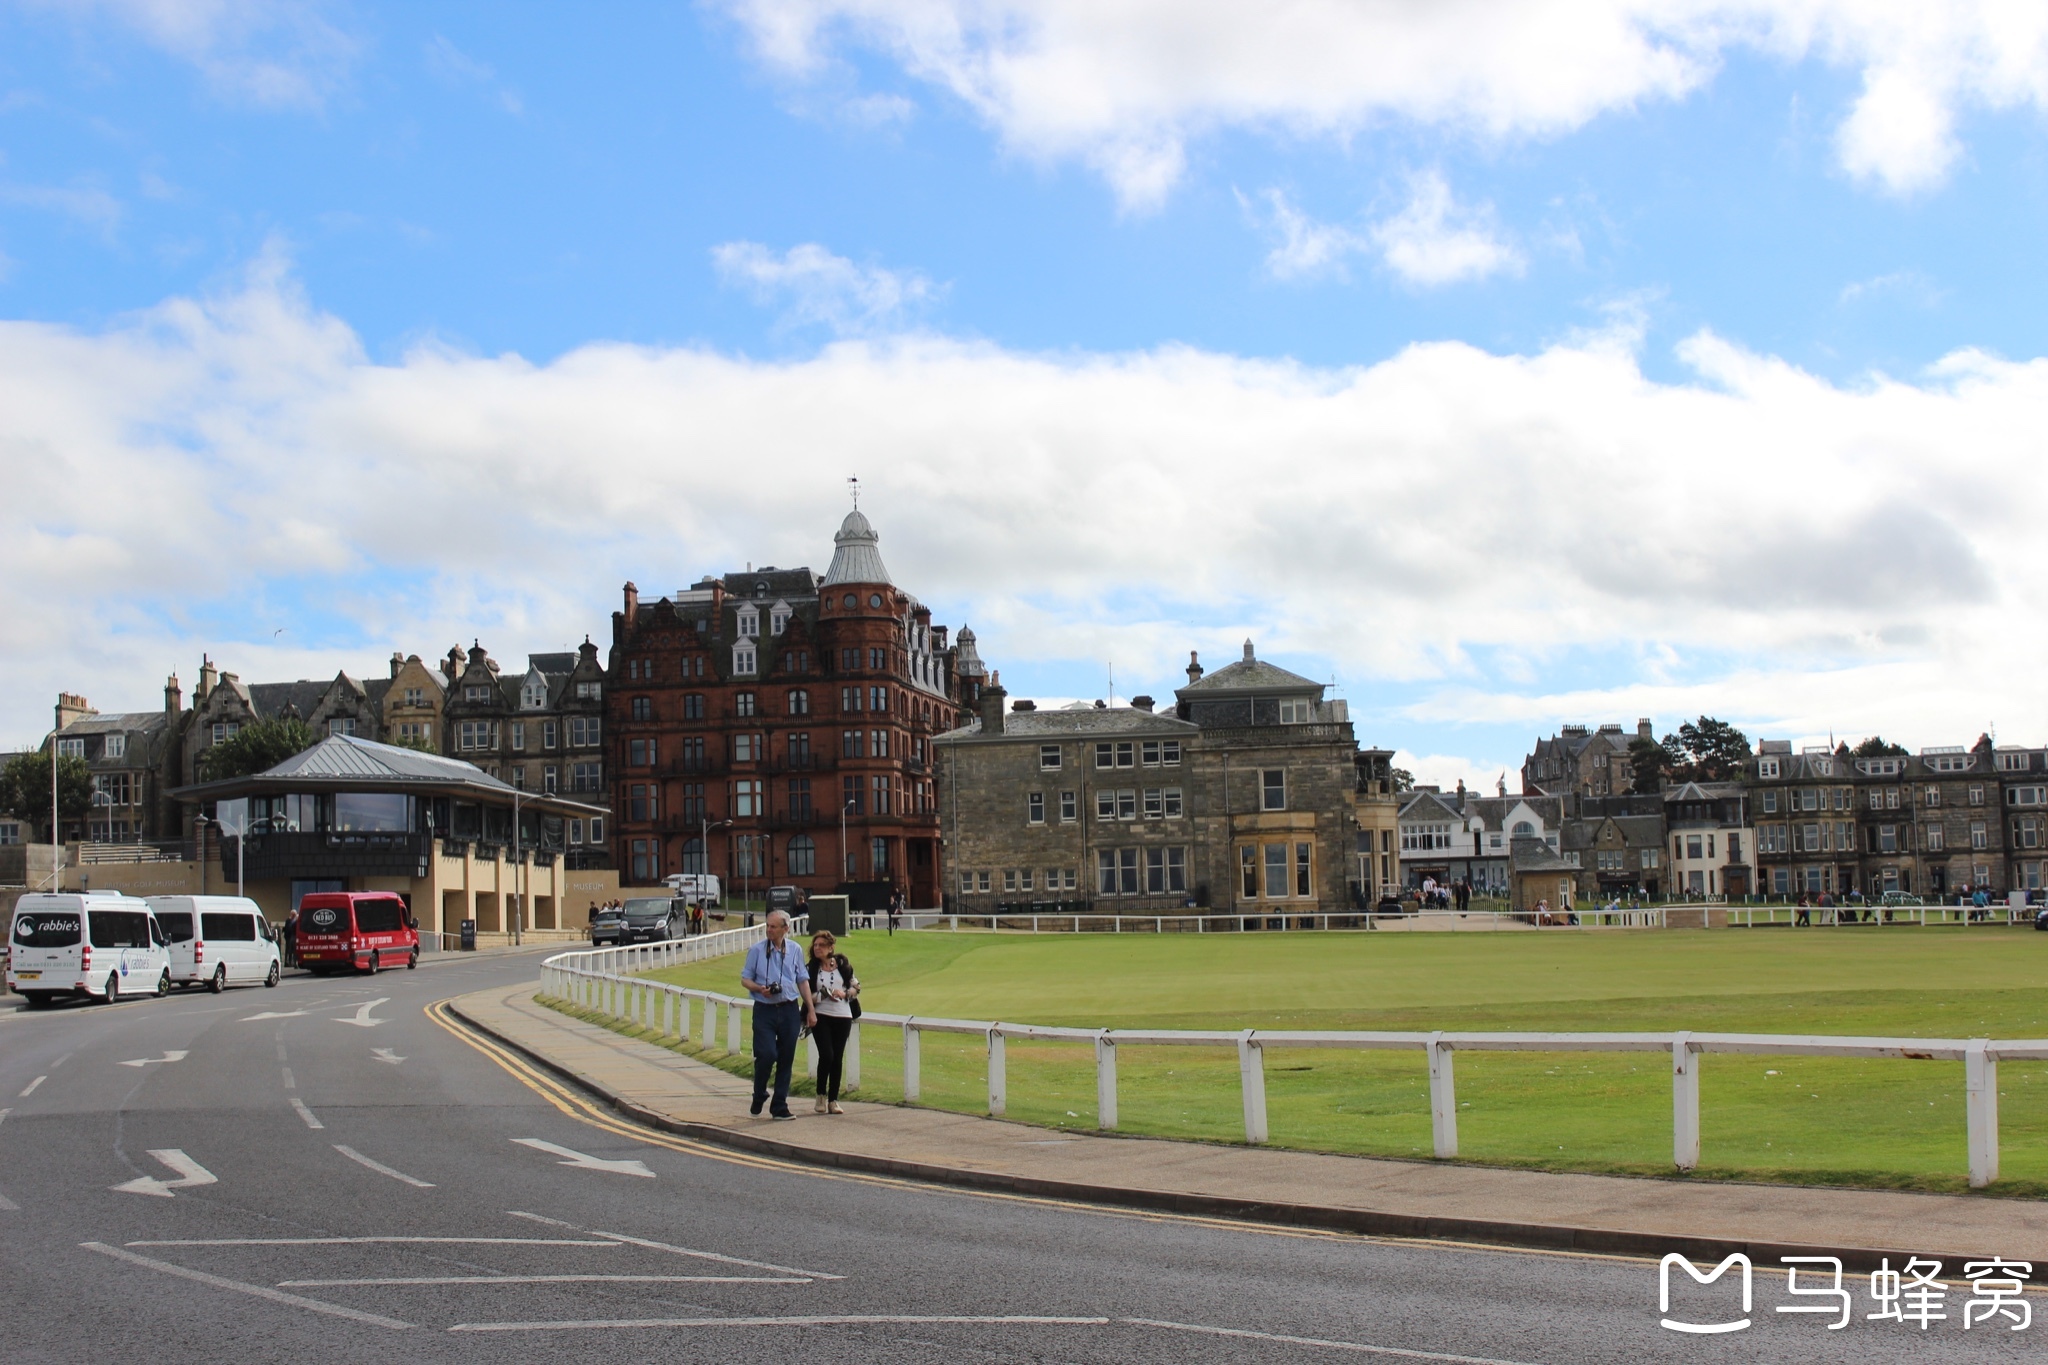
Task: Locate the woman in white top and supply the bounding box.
[806,930,859,1114]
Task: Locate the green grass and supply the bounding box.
[602,925,2048,1195]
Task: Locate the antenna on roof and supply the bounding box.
[847,475,860,510]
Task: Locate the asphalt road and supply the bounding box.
[1,948,2039,1364]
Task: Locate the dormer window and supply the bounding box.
[770,601,791,635]
[1758,759,1780,779]
[1278,699,1311,724]
[521,680,547,709]
[736,607,760,638]
[733,644,757,676]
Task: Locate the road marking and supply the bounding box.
[1122,1318,1544,1363]
[133,1236,623,1248]
[282,1067,295,1089]
[372,1048,406,1065]
[111,1148,217,1198]
[284,1274,808,1287]
[333,1144,433,1188]
[244,1010,308,1021]
[117,1050,190,1068]
[511,1138,653,1178]
[506,1211,842,1280]
[452,1314,1110,1333]
[335,998,390,1028]
[82,1243,412,1330]
[0,1189,16,1211]
[18,1076,45,1097]
[289,1098,324,1130]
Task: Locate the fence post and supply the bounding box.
[987,1027,1008,1116]
[904,1020,922,1102]
[1237,1029,1268,1143]
[806,1032,819,1078]
[846,1020,861,1090]
[1427,1032,1458,1158]
[676,991,691,1043]
[1095,1031,1118,1130]
[1672,1031,1700,1172]
[727,999,743,1055]
[1967,1039,2000,1188]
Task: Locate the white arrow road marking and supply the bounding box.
[334,998,390,1028]
[242,1010,308,1022]
[118,1051,189,1068]
[18,1076,45,1097]
[287,1273,806,1287]
[511,1139,655,1178]
[111,1148,217,1198]
[81,1243,412,1330]
[371,1048,406,1065]
[333,1145,433,1188]
[289,1099,324,1130]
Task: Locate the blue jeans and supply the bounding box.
[752,1001,802,1115]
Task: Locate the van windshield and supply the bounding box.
[622,899,675,919]
[88,911,151,949]
[12,914,81,947]
[354,899,407,933]
[155,912,195,942]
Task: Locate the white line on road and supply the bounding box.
[18,1076,44,1097]
[334,998,390,1028]
[243,1011,309,1021]
[372,1048,406,1064]
[1121,1318,1545,1363]
[333,1144,434,1188]
[111,1149,217,1198]
[117,1050,189,1068]
[506,1211,842,1281]
[289,1098,324,1130]
[133,1237,623,1248]
[510,1138,652,1178]
[283,1274,809,1287]
[451,1314,1110,1333]
[281,1067,295,1089]
[82,1243,413,1330]
[0,1189,17,1211]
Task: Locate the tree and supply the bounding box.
[0,751,94,839]
[197,717,317,782]
[388,734,437,754]
[1671,717,1752,782]
[1390,767,1415,792]
[1853,736,1908,758]
[1628,735,1670,792]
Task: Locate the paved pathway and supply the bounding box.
[453,983,2048,1269]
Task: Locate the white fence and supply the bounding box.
[540,932,2039,1189]
[1731,903,2037,928]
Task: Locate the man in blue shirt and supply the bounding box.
[740,909,815,1119]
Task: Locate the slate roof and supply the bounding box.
[938,707,1198,742]
[1177,641,1322,697]
[64,711,172,738]
[1560,814,1665,852]
[248,680,330,721]
[821,509,892,587]
[1511,836,1579,872]
[171,735,607,814]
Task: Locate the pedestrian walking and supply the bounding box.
[739,910,814,1120]
[887,887,902,936]
[282,906,300,968]
[806,930,860,1114]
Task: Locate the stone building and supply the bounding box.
[1396,783,1563,896]
[1350,748,1402,903]
[605,509,980,902]
[47,684,187,844]
[937,642,1365,916]
[1847,736,2006,900]
[1662,781,1753,898]
[1521,720,1655,797]
[1559,797,1666,899]
[1747,741,1857,899]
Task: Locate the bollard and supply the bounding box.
[1672,1031,1700,1172]
[988,1027,1007,1116]
[1095,1032,1118,1130]
[904,1020,922,1102]
[1237,1030,1268,1144]
[1967,1039,2000,1188]
[1427,1032,1458,1159]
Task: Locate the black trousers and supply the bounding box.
[811,1014,853,1101]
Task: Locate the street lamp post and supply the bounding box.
[48,733,61,893]
[511,787,523,947]
[700,815,733,922]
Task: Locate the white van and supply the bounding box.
[148,896,282,992]
[6,893,170,1007]
[663,873,722,906]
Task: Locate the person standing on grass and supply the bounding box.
[806,929,860,1114]
[740,910,814,1120]
[887,887,902,936]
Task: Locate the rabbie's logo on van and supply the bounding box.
[309,908,339,929]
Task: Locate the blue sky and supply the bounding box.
[5,2,2048,781]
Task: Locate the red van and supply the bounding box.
[295,893,420,974]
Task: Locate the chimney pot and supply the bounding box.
[1131,695,1154,712]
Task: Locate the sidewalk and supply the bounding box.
[449,983,2048,1270]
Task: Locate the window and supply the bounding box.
[1116,742,1134,768]
[629,784,657,821]
[789,732,811,766]
[1972,821,1989,850]
[1059,791,1077,822]
[771,607,790,635]
[1028,792,1045,824]
[1757,758,1780,779]
[783,650,809,672]
[736,608,759,638]
[1803,823,1823,853]
[842,730,865,759]
[1296,842,1312,896]
[1144,789,1163,820]
[736,692,757,718]
[1928,824,1946,851]
[734,780,763,817]
[870,686,888,711]
[102,733,127,759]
[2010,786,2048,807]
[733,834,766,878]
[680,736,706,770]
[543,765,558,793]
[629,738,657,766]
[631,838,657,882]
[1598,850,1625,871]
[1264,844,1289,898]
[1927,753,1974,773]
[733,644,756,676]
[788,689,810,716]
[1999,752,2033,772]
[1685,835,1703,859]
[1927,787,1941,807]
[1142,740,1161,766]
[684,694,704,720]
[589,816,604,843]
[787,834,816,876]
[1762,790,1778,814]
[57,736,85,758]
[570,716,601,747]
[1885,788,1899,810]
[1162,740,1181,765]
[681,837,705,874]
[870,729,890,758]
[542,720,557,749]
[842,776,863,815]
[572,762,602,792]
[1878,825,1897,854]
[786,779,810,820]
[1727,833,1742,861]
[841,686,860,713]
[1162,788,1183,818]
[872,775,892,814]
[1279,699,1311,724]
[576,682,601,700]
[1261,769,1286,811]
[630,697,651,722]
[568,819,584,845]
[869,647,886,669]
[1240,845,1257,898]
[403,687,426,707]
[1970,784,1986,806]
[326,717,358,737]
[733,734,757,762]
[1040,745,1062,770]
[2015,817,2041,850]
[871,836,889,875]
[1116,790,1137,820]
[1097,790,1115,821]
[459,720,493,751]
[1004,870,1018,893]
[1641,849,1659,869]
[840,648,857,671]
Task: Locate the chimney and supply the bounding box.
[198,654,217,700]
[1242,639,1255,663]
[55,692,95,732]
[580,635,599,665]
[1456,778,1466,806]
[1637,717,1654,740]
[390,651,404,679]
[623,581,640,630]
[164,674,183,718]
[979,672,1007,735]
[1131,695,1154,712]
[1186,650,1203,685]
[443,646,462,682]
[1010,699,1036,712]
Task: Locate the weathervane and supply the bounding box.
[848,475,861,510]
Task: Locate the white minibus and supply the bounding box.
[7,892,170,1007]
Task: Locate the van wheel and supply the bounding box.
[265,961,280,987]
[102,974,120,1005]
[155,970,170,998]
[368,950,381,974]
[406,949,418,970]
[208,965,226,994]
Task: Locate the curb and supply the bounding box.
[443,995,1959,1274]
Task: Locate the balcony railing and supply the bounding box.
[225,830,433,880]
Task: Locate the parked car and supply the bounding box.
[766,886,803,915]
[148,896,282,991]
[2035,906,2048,932]
[7,892,170,1007]
[663,873,722,907]
[295,892,419,974]
[590,905,627,946]
[618,897,686,944]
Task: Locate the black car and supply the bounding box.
[589,906,627,946]
[618,896,685,945]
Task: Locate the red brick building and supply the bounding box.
[607,509,987,905]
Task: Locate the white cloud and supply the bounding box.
[0,180,124,238]
[5,264,2048,754]
[1243,188,1368,280]
[424,34,523,116]
[40,0,358,110]
[716,1,2048,205]
[1368,172,1524,287]
[712,240,940,334]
